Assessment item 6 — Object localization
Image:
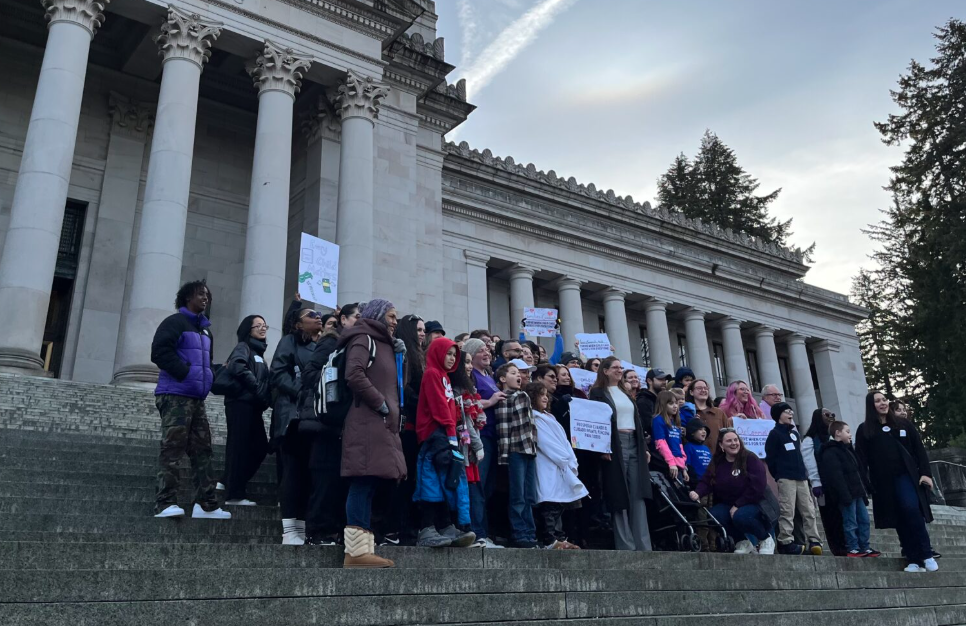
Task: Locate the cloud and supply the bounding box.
[459,0,579,101]
[456,0,478,68]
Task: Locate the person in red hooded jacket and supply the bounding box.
[413,337,476,548]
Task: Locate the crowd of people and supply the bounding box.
[148,279,940,572]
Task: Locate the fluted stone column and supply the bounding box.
[644,300,674,371]
[0,0,109,374]
[787,333,818,421]
[334,71,389,305]
[719,317,748,385]
[508,265,535,337]
[554,277,584,354]
[113,7,222,384]
[239,41,312,354]
[603,289,632,362]
[683,308,714,384]
[464,250,490,332]
[754,326,783,394]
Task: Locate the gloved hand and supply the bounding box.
[812,486,824,498]
[560,394,572,403]
[377,401,390,416]
[393,338,406,355]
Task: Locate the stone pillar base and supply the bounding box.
[0,348,47,376]
[112,363,159,388]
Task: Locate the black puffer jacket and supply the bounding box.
[818,439,868,508]
[225,338,271,410]
[269,333,319,442]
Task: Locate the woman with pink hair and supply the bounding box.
[719,381,765,419]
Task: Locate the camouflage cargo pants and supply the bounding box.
[155,394,218,513]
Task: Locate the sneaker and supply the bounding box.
[224,499,256,506]
[154,505,185,518]
[757,536,776,555]
[546,540,567,550]
[847,549,864,558]
[778,542,805,555]
[416,526,453,548]
[378,533,401,547]
[306,534,340,546]
[734,539,757,554]
[215,482,226,491]
[440,525,477,548]
[191,504,231,519]
[863,548,881,558]
[904,563,926,573]
[470,538,486,547]
[483,538,504,549]
[924,557,939,572]
[511,540,539,549]
[809,542,823,556]
[932,551,942,559]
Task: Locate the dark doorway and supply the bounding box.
[42,201,86,377]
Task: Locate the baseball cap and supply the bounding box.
[646,368,671,380]
[559,352,581,366]
[508,358,536,372]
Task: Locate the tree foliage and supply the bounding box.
[855,19,966,446]
[657,130,795,247]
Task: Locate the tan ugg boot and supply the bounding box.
[343,526,394,569]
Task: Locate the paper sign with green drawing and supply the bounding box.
[298,232,339,309]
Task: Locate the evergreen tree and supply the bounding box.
[656,130,793,246]
[864,19,966,446]
[850,268,898,398]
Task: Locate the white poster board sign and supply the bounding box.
[733,417,776,459]
[569,398,612,453]
[576,333,612,359]
[298,233,339,309]
[568,367,597,395]
[522,307,558,337]
[620,361,648,381]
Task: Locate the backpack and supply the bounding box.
[312,335,376,431]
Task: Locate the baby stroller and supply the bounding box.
[648,470,733,552]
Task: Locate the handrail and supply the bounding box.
[931,460,966,470]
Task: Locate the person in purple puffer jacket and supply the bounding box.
[151,280,230,520]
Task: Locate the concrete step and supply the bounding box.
[0,497,282,519]
[0,468,271,489]
[0,480,277,501]
[0,458,279,482]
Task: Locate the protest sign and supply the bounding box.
[569,398,612,453]
[576,333,612,359]
[732,417,776,459]
[620,360,648,381]
[298,233,339,309]
[522,307,558,338]
[568,367,597,394]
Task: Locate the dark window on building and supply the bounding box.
[677,334,688,368]
[598,316,606,334]
[745,349,761,392]
[44,200,87,378]
[639,330,651,368]
[778,357,792,398]
[712,342,727,387]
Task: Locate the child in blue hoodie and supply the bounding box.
[683,418,712,487]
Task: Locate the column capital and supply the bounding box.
[602,288,627,304]
[42,0,109,38]
[301,96,341,142]
[785,332,808,347]
[336,70,389,123]
[682,307,706,322]
[155,5,222,69]
[753,325,777,338]
[249,40,312,98]
[552,276,584,292]
[718,315,744,330]
[463,249,490,267]
[507,264,536,281]
[643,299,668,313]
[108,92,155,140]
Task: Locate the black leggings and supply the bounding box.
[278,435,311,519]
[223,401,268,500]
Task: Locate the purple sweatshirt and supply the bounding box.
[695,453,767,509]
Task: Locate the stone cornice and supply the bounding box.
[42,0,109,37]
[249,40,313,97]
[443,140,807,266]
[156,5,222,69]
[284,0,407,40]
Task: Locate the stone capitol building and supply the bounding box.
[0,0,869,429]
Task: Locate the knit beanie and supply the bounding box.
[770,401,793,422]
[359,298,394,322]
[462,338,486,357]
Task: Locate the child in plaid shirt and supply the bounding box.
[495,361,538,548]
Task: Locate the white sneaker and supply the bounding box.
[924,558,939,572]
[224,499,256,506]
[282,531,305,546]
[215,482,226,491]
[734,539,756,554]
[758,536,776,555]
[154,505,185,518]
[483,538,505,549]
[470,538,486,547]
[904,563,926,573]
[191,504,231,519]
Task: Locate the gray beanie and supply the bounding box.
[359,298,394,322]
[462,338,486,357]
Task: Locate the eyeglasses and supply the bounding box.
[765,392,783,398]
[823,411,836,419]
[252,324,269,330]
[300,311,321,320]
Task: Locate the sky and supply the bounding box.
[434,0,962,295]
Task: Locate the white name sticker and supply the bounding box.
[882,426,891,433]
[254,355,264,363]
[790,433,797,441]
[900,429,907,437]
[784,442,796,451]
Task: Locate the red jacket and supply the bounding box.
[416,337,459,443]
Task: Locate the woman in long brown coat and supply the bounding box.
[338,298,406,568]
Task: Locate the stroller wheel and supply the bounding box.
[715,535,727,553]
[687,533,702,553]
[726,537,736,553]
[677,534,688,551]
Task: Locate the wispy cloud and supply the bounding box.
[459,0,579,101]
[457,0,478,68]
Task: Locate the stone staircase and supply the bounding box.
[2,374,966,625]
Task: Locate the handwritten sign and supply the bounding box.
[570,398,612,453]
[621,361,648,381]
[568,367,597,394]
[523,307,558,338]
[576,333,612,359]
[298,233,339,309]
[732,417,776,459]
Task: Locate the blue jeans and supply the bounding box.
[346,476,380,530]
[840,497,871,552]
[507,451,537,544]
[469,436,498,539]
[709,503,770,546]
[893,473,932,564]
